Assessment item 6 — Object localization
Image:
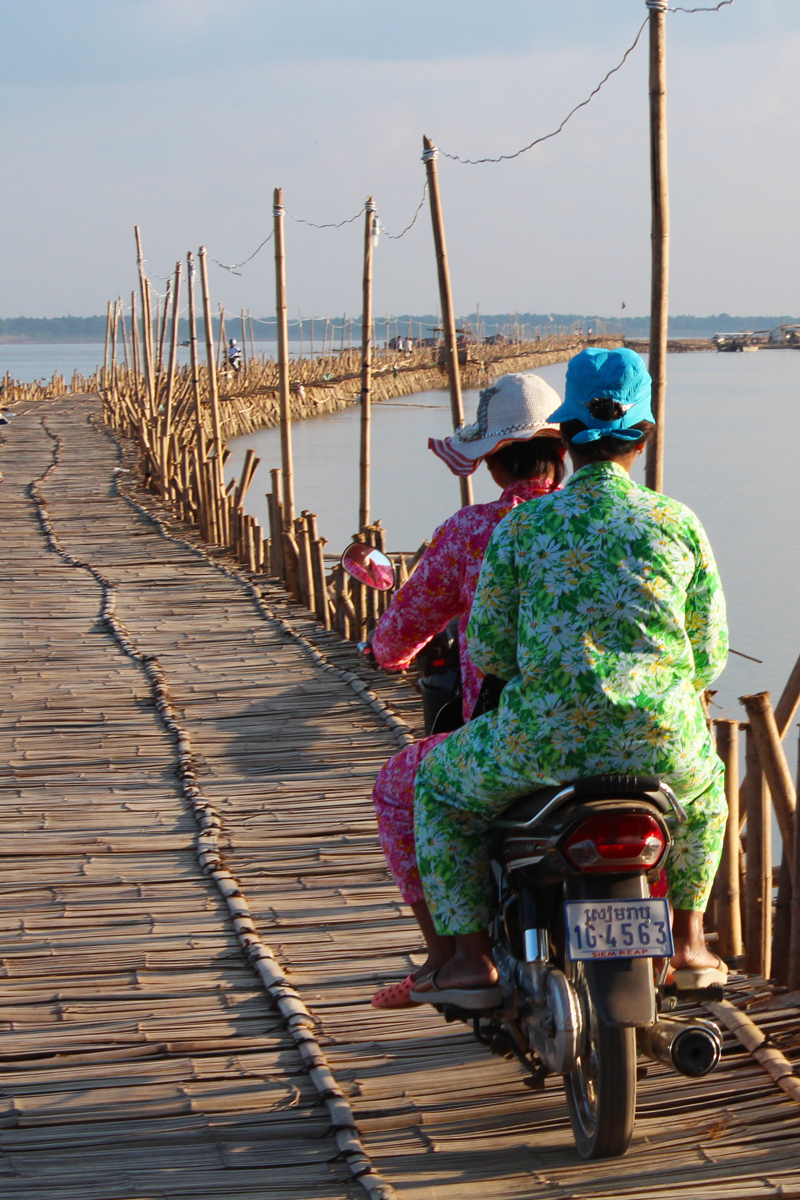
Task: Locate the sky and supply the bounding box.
[1,0,798,321]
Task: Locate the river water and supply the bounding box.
[6,341,797,727]
[225,349,800,730]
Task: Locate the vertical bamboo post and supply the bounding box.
[186,251,208,540]
[241,309,248,370]
[217,305,227,370]
[110,300,119,393]
[119,296,131,376]
[198,247,225,501]
[130,290,142,408]
[715,720,743,960]
[740,691,797,870]
[162,261,182,449]
[739,650,800,829]
[273,187,296,526]
[790,732,800,989]
[156,278,170,377]
[248,310,256,361]
[422,135,473,508]
[359,198,375,530]
[134,226,155,418]
[644,0,669,495]
[743,723,772,978]
[102,301,113,390]
[268,467,284,578]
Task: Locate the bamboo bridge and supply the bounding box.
[2,393,800,1200]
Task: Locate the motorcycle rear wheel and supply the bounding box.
[563,964,636,1159]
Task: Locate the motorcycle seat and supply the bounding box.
[499,774,670,826]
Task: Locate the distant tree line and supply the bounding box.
[2,312,798,344]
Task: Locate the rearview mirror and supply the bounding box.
[341,542,395,591]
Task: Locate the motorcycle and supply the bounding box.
[341,545,724,1160]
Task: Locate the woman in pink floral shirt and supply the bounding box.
[369,374,566,1007]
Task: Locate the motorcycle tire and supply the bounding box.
[563,964,636,1159]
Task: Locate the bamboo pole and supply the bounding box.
[102,301,113,390]
[714,720,743,960]
[217,304,227,371]
[740,691,797,873]
[273,187,296,526]
[162,261,182,449]
[359,198,375,530]
[110,300,119,394]
[248,310,256,361]
[240,309,248,369]
[743,723,772,979]
[790,733,800,989]
[198,247,225,502]
[156,278,170,376]
[185,252,209,539]
[740,650,800,827]
[422,135,473,508]
[130,291,141,407]
[134,226,155,418]
[645,1,669,495]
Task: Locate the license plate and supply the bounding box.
[564,898,674,961]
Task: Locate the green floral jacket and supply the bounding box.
[465,461,729,798]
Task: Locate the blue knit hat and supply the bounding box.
[547,347,654,444]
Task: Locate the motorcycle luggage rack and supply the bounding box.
[494,774,687,831]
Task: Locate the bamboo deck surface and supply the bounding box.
[1,394,799,1200]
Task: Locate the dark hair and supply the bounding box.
[560,419,655,462]
[484,435,566,485]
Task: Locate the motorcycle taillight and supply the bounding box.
[561,813,667,872]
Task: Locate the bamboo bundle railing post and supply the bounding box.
[645,0,669,495]
[295,513,315,613]
[742,722,772,978]
[359,198,375,530]
[273,187,296,527]
[423,135,473,509]
[199,247,226,541]
[714,719,743,960]
[306,513,330,628]
[740,692,797,874]
[267,468,284,579]
[282,527,301,602]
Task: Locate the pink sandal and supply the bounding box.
[371,975,417,1009]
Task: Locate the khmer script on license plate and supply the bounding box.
[564,898,674,960]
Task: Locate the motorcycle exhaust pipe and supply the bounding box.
[638,1017,722,1077]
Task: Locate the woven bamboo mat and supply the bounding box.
[1,395,798,1199]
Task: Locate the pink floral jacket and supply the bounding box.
[371,477,558,719]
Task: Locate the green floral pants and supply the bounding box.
[414,711,728,937]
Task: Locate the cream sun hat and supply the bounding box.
[428,373,562,477]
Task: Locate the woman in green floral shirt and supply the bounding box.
[411,347,729,1005]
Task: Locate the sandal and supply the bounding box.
[409,968,502,1011]
[371,975,417,1009]
[671,957,729,990]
